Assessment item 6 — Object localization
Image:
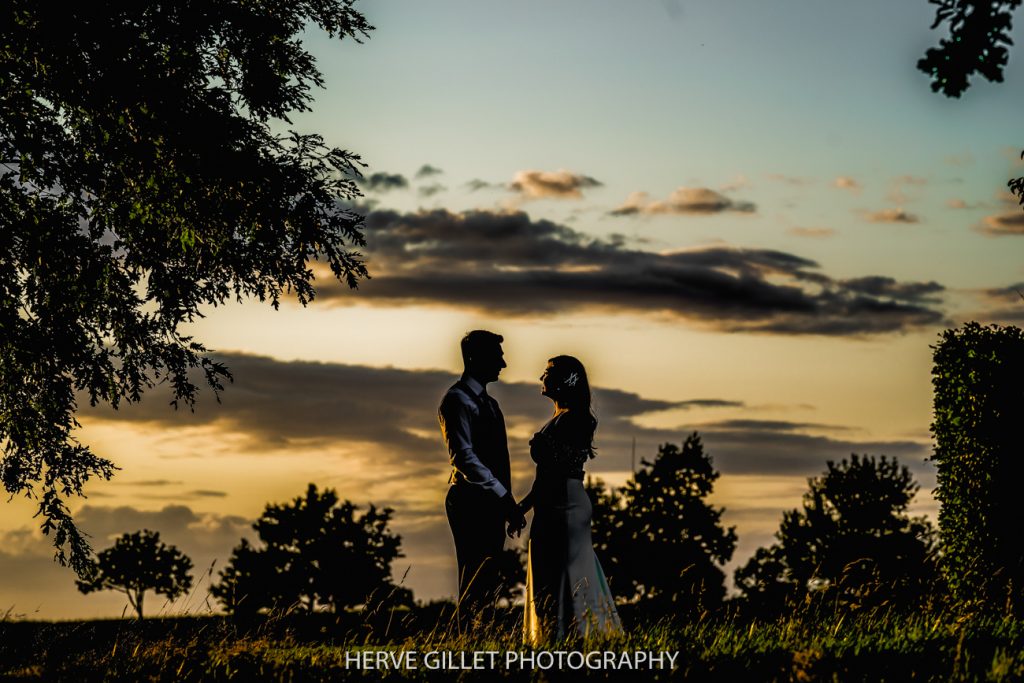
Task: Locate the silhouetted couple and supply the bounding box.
[439,330,622,642]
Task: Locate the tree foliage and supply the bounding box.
[589,434,736,616]
[210,484,408,617]
[584,474,624,576]
[0,1,372,574]
[918,1,1024,206]
[931,322,1024,613]
[918,0,1021,98]
[493,546,527,608]
[75,529,193,619]
[735,455,938,616]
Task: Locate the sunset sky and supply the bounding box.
[4,0,1024,620]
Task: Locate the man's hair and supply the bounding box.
[461,330,503,364]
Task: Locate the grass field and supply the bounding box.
[4,602,1024,682]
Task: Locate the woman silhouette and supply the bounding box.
[510,355,622,642]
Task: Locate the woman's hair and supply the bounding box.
[548,355,598,449]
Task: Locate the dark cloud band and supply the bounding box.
[80,353,931,483]
[979,211,1024,236]
[359,172,410,193]
[415,164,444,178]
[326,208,948,336]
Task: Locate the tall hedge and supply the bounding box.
[931,322,1024,613]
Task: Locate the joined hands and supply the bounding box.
[504,494,527,538]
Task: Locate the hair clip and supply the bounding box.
[564,372,579,388]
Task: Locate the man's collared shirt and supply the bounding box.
[438,373,508,499]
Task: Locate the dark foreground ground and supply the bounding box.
[3,604,1024,682]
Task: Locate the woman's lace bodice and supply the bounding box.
[529,428,594,480]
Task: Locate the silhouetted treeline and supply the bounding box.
[586,440,940,621]
[73,324,1024,622]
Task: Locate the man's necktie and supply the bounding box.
[481,392,499,419]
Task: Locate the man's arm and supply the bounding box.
[439,391,509,499]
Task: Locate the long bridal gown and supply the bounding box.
[522,415,622,643]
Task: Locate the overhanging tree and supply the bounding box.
[918,1,1024,206]
[918,0,1021,98]
[1,2,372,573]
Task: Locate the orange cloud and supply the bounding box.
[766,173,811,186]
[508,169,602,199]
[978,211,1024,236]
[865,208,920,224]
[720,175,751,192]
[610,187,755,216]
[788,227,835,238]
[886,175,928,204]
[833,176,861,192]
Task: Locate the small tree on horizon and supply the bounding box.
[734,454,939,616]
[594,434,737,616]
[211,484,408,617]
[75,529,193,619]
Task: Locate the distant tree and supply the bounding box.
[76,530,193,619]
[931,323,1024,614]
[732,545,793,614]
[206,538,273,618]
[493,546,527,608]
[918,1,1024,206]
[604,434,737,616]
[584,474,624,577]
[211,484,408,616]
[734,455,938,616]
[1,1,372,574]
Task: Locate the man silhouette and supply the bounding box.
[439,330,524,628]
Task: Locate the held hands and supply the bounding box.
[503,493,527,538]
[506,512,527,538]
